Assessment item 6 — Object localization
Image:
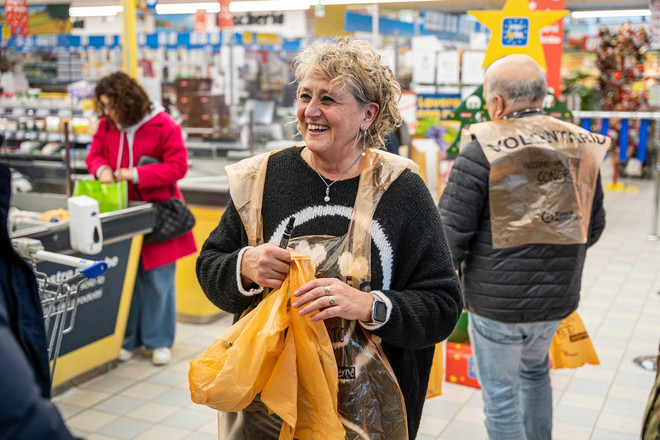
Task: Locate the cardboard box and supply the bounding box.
[445,342,481,389]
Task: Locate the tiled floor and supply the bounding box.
[54,167,660,439]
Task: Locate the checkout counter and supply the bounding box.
[3,128,300,392]
[4,151,244,392]
[10,192,154,393]
[4,147,239,324]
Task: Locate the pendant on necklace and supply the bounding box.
[324,187,330,203]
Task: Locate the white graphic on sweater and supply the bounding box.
[268,205,393,290]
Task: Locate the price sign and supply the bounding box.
[5,0,28,36]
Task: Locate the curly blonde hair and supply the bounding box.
[293,37,402,150]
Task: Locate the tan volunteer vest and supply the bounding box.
[461,115,610,249]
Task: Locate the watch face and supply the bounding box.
[373,300,387,323]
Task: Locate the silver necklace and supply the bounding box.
[310,150,363,203]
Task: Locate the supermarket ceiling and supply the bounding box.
[38,0,650,12]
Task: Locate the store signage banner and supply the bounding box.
[345,11,415,37]
[218,0,233,29]
[6,31,303,52]
[194,9,207,32]
[0,4,71,35]
[534,0,566,97]
[417,93,462,121]
[138,0,158,9]
[468,0,568,70]
[422,10,473,43]
[5,0,28,36]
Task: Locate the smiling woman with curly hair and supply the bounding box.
[196,37,461,439]
[86,71,197,367]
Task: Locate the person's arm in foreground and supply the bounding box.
[0,287,78,440]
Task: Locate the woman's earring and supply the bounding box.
[361,126,367,157]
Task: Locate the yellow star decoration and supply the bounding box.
[468,0,568,70]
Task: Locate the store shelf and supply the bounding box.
[2,131,92,144]
[0,107,94,118]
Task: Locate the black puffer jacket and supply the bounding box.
[438,137,605,323]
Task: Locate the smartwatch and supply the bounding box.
[371,295,387,324]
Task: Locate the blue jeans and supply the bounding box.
[468,313,561,440]
[123,261,176,350]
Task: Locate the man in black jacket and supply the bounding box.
[439,54,607,440]
[0,163,78,440]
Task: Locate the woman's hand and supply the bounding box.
[240,244,291,289]
[98,167,115,184]
[293,278,374,323]
[115,168,135,182]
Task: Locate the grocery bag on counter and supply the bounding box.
[189,252,345,440]
[74,180,127,213]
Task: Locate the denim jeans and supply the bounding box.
[123,261,176,350]
[468,313,561,440]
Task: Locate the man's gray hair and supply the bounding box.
[486,68,547,105]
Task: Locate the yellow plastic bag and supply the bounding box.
[189,252,345,440]
[426,342,444,399]
[549,311,600,369]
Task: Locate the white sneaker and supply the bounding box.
[151,347,171,366]
[119,348,134,362]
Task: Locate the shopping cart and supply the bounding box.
[12,237,108,386]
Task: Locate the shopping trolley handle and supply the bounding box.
[80,261,108,279]
[12,237,108,279]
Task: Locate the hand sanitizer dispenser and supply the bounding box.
[68,195,103,255]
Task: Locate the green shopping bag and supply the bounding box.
[73,180,128,213]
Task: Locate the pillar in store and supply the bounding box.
[121,0,139,78]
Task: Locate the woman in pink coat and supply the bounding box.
[86,72,197,366]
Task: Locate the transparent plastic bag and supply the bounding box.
[463,115,610,249]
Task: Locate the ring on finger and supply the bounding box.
[328,296,336,305]
[324,285,331,296]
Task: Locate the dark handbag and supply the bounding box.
[136,184,195,244]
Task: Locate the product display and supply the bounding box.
[445,343,480,389]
